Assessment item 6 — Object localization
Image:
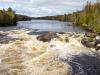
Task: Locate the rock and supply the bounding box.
[95,39,100,45]
[0,33,21,44]
[37,32,58,42]
[0,36,20,44]
[81,37,100,51]
[0,33,7,36]
[95,44,100,51]
[94,38,100,51]
[94,33,100,50]
[85,32,97,38]
[81,38,95,48]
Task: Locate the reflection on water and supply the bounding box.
[17,20,85,33]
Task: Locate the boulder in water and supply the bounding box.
[37,32,57,42]
[81,37,100,50]
[81,38,95,48]
[95,40,100,50]
[85,32,97,38]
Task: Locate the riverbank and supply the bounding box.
[0,27,100,75]
[36,2,100,33]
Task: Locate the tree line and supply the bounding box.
[0,8,17,26]
[0,8,33,27]
[37,1,100,33]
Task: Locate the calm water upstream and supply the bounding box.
[17,20,85,33]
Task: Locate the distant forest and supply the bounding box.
[37,1,100,33]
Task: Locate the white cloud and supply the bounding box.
[0,0,97,17]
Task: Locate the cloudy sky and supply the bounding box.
[0,0,97,17]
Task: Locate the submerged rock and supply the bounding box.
[57,35,69,43]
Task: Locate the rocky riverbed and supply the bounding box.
[0,27,100,75]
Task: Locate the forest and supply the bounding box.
[37,1,100,33]
[0,8,33,27]
[0,8,17,26]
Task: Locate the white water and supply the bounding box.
[0,28,98,75]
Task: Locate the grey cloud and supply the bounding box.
[0,0,97,17]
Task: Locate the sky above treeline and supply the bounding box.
[0,0,97,17]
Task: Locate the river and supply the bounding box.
[0,20,99,75]
[17,20,85,33]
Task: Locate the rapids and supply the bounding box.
[0,28,100,75]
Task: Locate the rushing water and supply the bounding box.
[0,23,99,75]
[17,20,85,33]
[1,20,99,75]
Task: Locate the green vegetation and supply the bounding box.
[67,1,100,33]
[37,1,100,33]
[0,8,33,27]
[0,8,17,26]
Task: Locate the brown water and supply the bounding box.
[0,28,99,75]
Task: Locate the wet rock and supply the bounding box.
[95,35,100,50]
[37,32,58,42]
[0,32,25,44]
[95,46,100,51]
[95,44,100,51]
[81,38,95,48]
[0,36,20,44]
[0,33,7,36]
[81,37,100,51]
[95,39,100,45]
[85,32,97,38]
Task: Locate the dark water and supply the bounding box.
[17,20,85,33]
